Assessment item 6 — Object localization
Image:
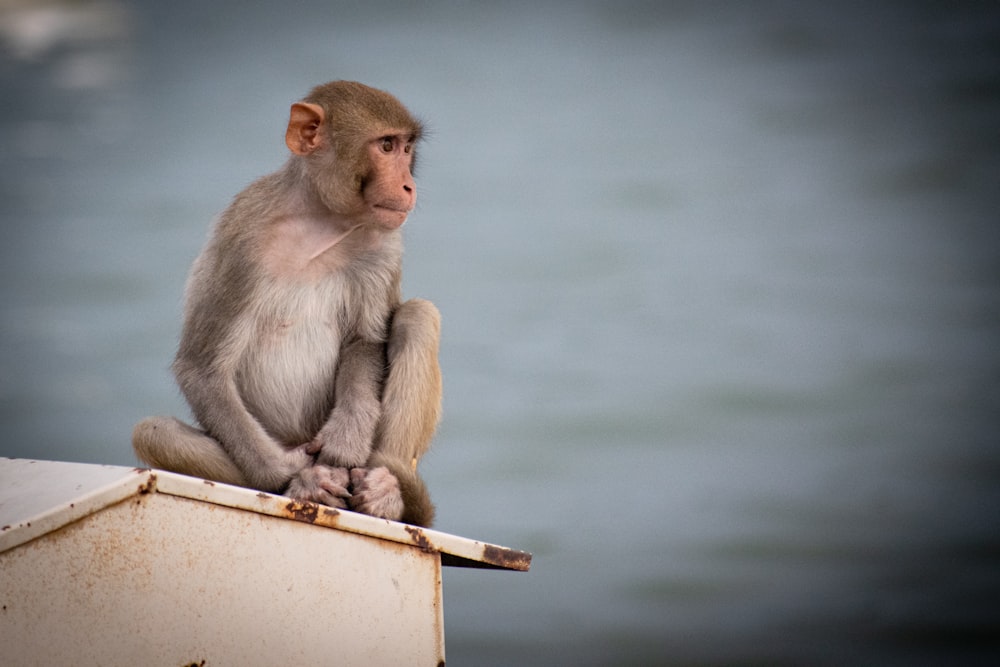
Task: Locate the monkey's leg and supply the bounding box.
[353,298,442,526]
[132,416,249,486]
[312,338,384,470]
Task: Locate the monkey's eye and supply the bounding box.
[380,138,394,153]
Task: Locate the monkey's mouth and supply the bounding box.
[372,205,411,229]
[373,204,411,214]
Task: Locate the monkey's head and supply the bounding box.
[286,80,423,230]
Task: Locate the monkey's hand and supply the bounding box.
[310,409,377,470]
[285,464,352,509]
[310,337,383,469]
[276,445,315,479]
[348,467,404,522]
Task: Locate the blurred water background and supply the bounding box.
[2,1,999,664]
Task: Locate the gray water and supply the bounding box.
[2,1,999,664]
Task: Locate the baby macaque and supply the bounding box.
[133,81,441,527]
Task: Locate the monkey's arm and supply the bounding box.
[353,299,442,526]
[172,247,313,492]
[174,350,312,493]
[311,337,385,469]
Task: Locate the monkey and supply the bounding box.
[132,81,441,527]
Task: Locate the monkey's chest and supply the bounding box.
[236,282,355,442]
[238,312,340,441]
[254,316,341,385]
[235,268,394,443]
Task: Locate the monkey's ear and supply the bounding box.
[286,102,325,155]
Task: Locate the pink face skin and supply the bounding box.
[365,132,417,230]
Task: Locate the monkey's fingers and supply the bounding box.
[349,467,369,491]
[286,464,351,509]
[302,439,324,455]
[318,479,351,499]
[348,467,404,521]
[313,490,350,509]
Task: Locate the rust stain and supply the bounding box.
[282,500,319,524]
[482,544,532,571]
[404,525,436,554]
[321,507,341,521]
[202,480,215,487]
[2,525,10,531]
[137,474,156,495]
[256,492,270,500]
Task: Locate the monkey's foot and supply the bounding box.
[285,464,351,509]
[348,467,404,522]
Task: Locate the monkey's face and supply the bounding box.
[286,82,423,230]
[359,131,418,230]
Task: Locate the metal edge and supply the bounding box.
[0,467,155,553]
[153,470,532,571]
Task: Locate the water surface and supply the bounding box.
[2,1,998,664]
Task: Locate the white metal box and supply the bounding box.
[0,458,530,666]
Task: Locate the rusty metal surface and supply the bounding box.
[1,457,532,572]
[152,462,533,572]
[0,457,533,663]
[442,543,535,571]
[1,488,444,665]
